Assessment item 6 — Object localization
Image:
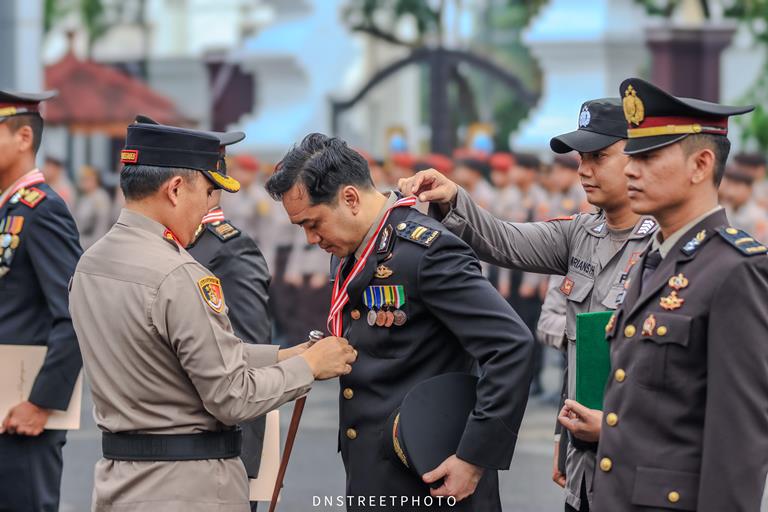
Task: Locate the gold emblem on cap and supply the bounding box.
[623,84,645,126]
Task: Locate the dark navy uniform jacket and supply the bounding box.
[594,209,768,512]
[0,182,82,410]
[334,203,534,511]
[187,217,271,477]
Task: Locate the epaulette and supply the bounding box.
[394,221,441,248]
[13,187,47,209]
[207,220,241,242]
[716,227,767,256]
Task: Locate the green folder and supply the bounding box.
[575,311,613,411]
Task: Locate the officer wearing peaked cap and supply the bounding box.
[68,120,356,511]
[399,97,659,512]
[590,78,768,512]
[134,115,273,512]
[0,90,83,512]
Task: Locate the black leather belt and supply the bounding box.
[102,428,242,461]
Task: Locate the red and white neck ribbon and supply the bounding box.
[201,207,225,225]
[327,196,416,336]
[0,169,45,209]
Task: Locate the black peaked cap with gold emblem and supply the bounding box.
[385,373,478,484]
[0,90,58,122]
[121,116,244,193]
[620,78,754,155]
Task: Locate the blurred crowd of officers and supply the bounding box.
[52,145,768,393]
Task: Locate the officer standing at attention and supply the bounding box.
[68,121,356,512]
[399,98,659,512]
[583,78,768,511]
[266,133,534,511]
[0,90,83,511]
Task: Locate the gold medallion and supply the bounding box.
[667,273,689,291]
[375,265,393,279]
[660,291,685,311]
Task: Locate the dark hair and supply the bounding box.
[45,155,64,167]
[553,154,579,170]
[4,114,44,154]
[265,133,374,204]
[514,152,541,171]
[120,164,198,201]
[455,158,491,180]
[680,134,731,186]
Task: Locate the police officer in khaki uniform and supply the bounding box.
[589,78,768,511]
[69,121,356,512]
[399,98,659,511]
[718,166,768,243]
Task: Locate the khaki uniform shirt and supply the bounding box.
[439,187,657,509]
[725,200,768,244]
[69,209,314,512]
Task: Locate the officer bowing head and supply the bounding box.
[619,78,752,231]
[119,120,241,247]
[267,132,534,511]
[266,132,382,258]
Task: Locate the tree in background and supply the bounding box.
[342,0,546,153]
[634,0,768,152]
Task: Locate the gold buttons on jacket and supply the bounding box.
[346,428,358,440]
[656,326,668,336]
[624,325,636,337]
[605,413,618,427]
[351,309,361,320]
[343,388,354,400]
[667,491,680,503]
[614,369,626,382]
[599,457,612,472]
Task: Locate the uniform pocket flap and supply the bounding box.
[631,466,699,510]
[560,272,594,303]
[638,312,692,347]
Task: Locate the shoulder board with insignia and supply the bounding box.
[208,220,241,242]
[634,218,658,237]
[20,187,46,208]
[716,227,768,256]
[394,221,441,248]
[546,215,573,223]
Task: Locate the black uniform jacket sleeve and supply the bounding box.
[209,234,272,345]
[28,193,83,410]
[417,232,534,469]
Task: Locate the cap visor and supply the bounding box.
[550,129,622,154]
[624,134,689,155]
[203,170,240,193]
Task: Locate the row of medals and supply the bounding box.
[0,233,20,277]
[366,305,407,328]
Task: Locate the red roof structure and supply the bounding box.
[44,51,187,137]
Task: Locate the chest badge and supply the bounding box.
[668,273,689,291]
[375,265,393,279]
[660,291,685,311]
[642,314,657,336]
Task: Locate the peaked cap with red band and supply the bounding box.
[0,90,57,122]
[619,78,754,155]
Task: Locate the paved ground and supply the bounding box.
[61,351,566,512]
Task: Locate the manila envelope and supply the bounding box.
[249,409,281,502]
[0,344,83,430]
